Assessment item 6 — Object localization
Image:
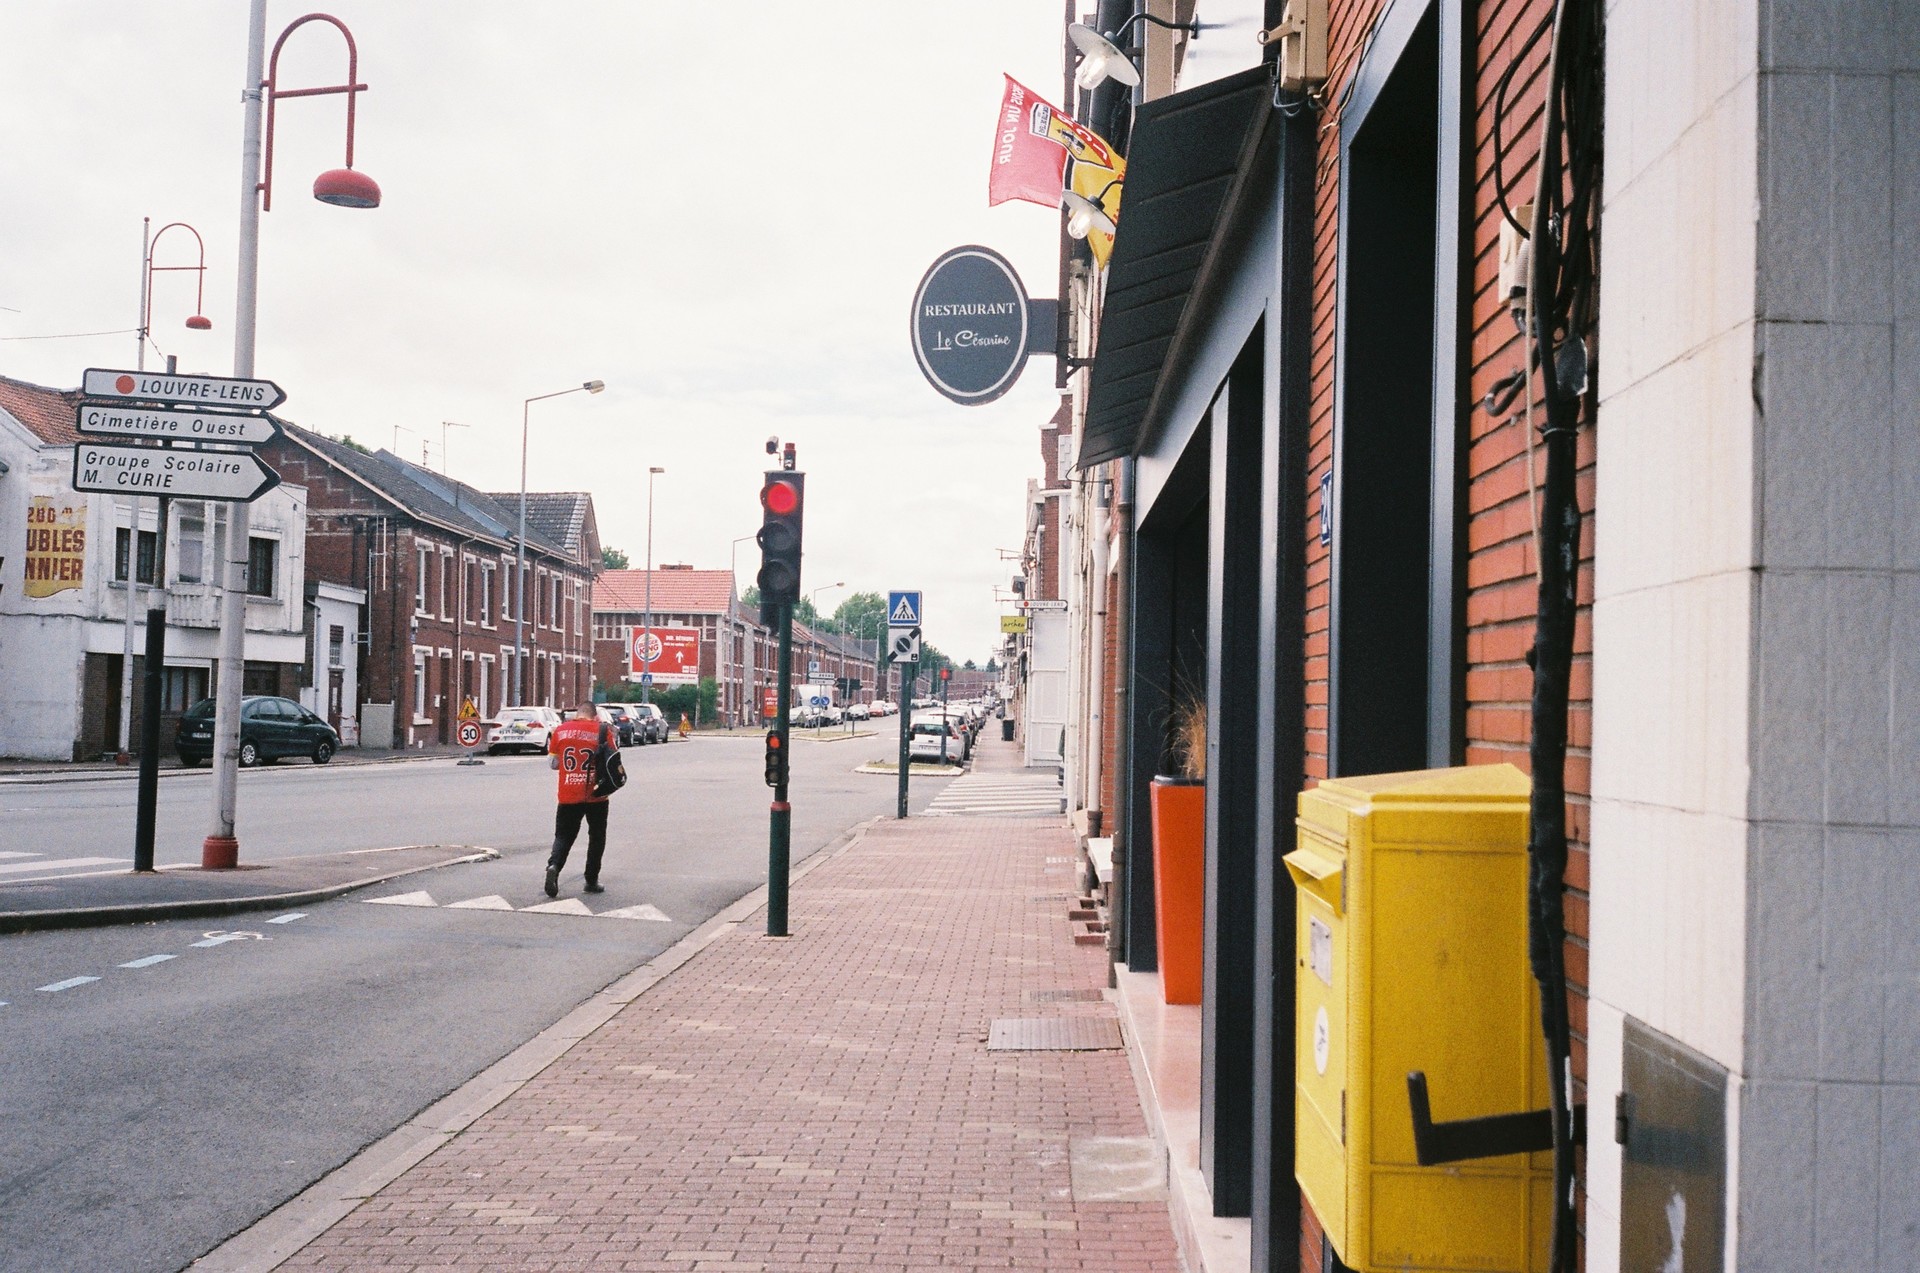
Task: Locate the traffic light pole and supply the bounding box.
[895,658,915,819]
[767,601,793,936]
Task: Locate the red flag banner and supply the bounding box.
[988,75,1125,262]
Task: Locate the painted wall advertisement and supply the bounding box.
[24,490,86,598]
[628,626,700,685]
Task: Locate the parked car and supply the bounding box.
[907,715,967,765]
[846,702,871,721]
[626,702,669,743]
[487,705,562,755]
[175,695,340,767]
[596,703,638,746]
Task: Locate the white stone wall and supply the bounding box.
[1590,1,1919,1268]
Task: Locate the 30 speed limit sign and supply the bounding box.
[457,720,482,748]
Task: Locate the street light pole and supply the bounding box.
[730,531,756,726]
[641,465,664,705]
[514,381,603,704]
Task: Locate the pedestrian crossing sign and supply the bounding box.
[887,590,922,627]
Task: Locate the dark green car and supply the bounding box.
[175,695,340,767]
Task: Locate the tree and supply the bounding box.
[962,659,977,671]
[831,591,886,638]
[741,584,759,607]
[601,545,630,570]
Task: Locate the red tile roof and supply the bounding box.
[593,568,737,616]
[0,375,82,445]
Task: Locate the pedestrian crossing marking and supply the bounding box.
[522,898,592,916]
[0,855,121,876]
[361,892,674,922]
[924,774,1065,818]
[601,904,672,922]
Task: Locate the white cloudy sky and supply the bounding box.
[0,2,1073,664]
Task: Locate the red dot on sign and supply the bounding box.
[115,375,135,393]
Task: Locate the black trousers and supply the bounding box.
[548,800,609,881]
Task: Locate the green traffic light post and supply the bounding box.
[757,460,802,937]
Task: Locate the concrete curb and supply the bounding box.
[188,816,883,1273]
[0,848,500,936]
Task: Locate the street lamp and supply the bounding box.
[808,581,845,625]
[205,3,380,871]
[118,218,215,764]
[514,380,604,705]
[641,466,665,705]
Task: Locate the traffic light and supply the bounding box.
[756,471,805,623]
[763,729,786,788]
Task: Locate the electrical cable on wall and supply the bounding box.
[1519,0,1602,1269]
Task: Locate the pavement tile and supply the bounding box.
[279,792,1178,1270]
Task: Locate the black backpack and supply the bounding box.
[591,723,628,797]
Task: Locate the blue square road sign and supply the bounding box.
[887,591,922,628]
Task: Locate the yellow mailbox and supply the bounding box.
[1287,763,1550,1272]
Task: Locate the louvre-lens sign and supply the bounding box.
[910,245,1031,406]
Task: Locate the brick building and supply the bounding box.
[260,423,597,749]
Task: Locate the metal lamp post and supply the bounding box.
[729,532,756,724]
[117,218,213,763]
[514,380,603,705]
[641,466,665,705]
[205,4,380,870]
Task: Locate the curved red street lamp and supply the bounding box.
[261,13,381,211]
[145,221,214,338]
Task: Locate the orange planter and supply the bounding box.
[1148,776,1206,1004]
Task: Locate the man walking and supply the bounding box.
[546,702,612,898]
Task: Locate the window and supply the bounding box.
[115,527,158,584]
[413,650,429,719]
[178,505,209,583]
[534,569,546,628]
[415,545,430,613]
[439,550,453,618]
[328,624,345,669]
[246,537,277,597]
[552,575,564,631]
[480,565,495,627]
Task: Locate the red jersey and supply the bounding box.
[550,717,609,804]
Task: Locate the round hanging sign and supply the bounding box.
[909,245,1031,405]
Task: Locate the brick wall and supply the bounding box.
[1300,0,1591,1263]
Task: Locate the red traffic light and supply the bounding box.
[940,668,951,681]
[766,731,783,749]
[763,480,800,516]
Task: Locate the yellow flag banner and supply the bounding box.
[988,75,1125,264]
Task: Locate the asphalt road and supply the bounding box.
[0,731,951,1273]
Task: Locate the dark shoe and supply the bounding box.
[544,865,559,898]
[584,880,605,894]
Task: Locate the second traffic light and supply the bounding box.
[757,471,805,621]
[763,729,786,788]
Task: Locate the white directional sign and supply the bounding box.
[72,443,281,502]
[74,402,283,446]
[82,367,286,411]
[887,590,922,628]
[889,628,922,663]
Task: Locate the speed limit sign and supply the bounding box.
[457,720,482,749]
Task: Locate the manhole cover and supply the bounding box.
[987,1017,1122,1051]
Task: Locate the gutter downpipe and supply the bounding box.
[1107,458,1134,973]
[1086,476,1110,837]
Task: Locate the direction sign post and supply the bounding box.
[71,442,280,502]
[75,402,283,446]
[82,367,286,410]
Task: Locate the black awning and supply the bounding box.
[1079,66,1271,468]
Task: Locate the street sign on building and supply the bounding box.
[71,442,281,502]
[81,367,286,411]
[887,591,922,627]
[908,247,1032,406]
[74,402,283,446]
[1000,614,1028,634]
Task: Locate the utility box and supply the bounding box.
[1286,763,1549,1272]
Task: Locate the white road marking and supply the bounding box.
[446,895,515,910]
[0,850,38,860]
[601,904,672,922]
[189,932,267,948]
[0,856,122,876]
[365,891,438,907]
[119,954,176,969]
[37,976,101,993]
[266,913,306,924]
[522,898,593,916]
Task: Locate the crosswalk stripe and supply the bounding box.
[600,903,672,922]
[366,890,437,907]
[924,773,1063,817]
[522,898,592,916]
[446,895,515,910]
[0,856,122,876]
[361,892,674,921]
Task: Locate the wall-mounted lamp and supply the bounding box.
[1062,180,1121,240]
[1068,12,1205,91]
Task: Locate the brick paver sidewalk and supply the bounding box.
[278,807,1178,1271]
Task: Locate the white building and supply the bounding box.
[0,374,308,761]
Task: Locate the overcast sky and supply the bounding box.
[0,3,1073,664]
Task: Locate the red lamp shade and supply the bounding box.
[185,315,213,331]
[313,167,381,209]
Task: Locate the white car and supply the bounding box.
[487,705,562,755]
[846,702,871,721]
[907,715,967,765]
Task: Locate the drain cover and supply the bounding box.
[1025,988,1107,1003]
[986,1017,1122,1051]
